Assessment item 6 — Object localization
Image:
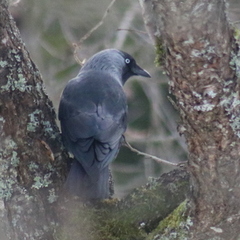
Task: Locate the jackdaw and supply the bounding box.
[58,49,151,200]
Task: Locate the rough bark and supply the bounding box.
[0,3,68,239]
[140,0,240,239]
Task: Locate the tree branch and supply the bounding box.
[124,139,183,167]
[57,168,189,240]
[73,0,116,65]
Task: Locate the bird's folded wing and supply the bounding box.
[60,108,126,177]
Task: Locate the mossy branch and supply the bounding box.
[56,168,189,240]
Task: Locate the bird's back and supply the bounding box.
[59,70,127,199]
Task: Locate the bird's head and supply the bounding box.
[81,49,151,85]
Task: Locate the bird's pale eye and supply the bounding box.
[125,58,131,64]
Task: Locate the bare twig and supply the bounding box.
[73,0,116,65]
[117,28,148,35]
[123,138,185,167]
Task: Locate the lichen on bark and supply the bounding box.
[140,0,240,238]
[0,4,68,239]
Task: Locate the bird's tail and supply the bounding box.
[64,159,110,200]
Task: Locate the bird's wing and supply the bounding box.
[59,71,127,179]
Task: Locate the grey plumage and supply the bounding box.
[58,49,150,200]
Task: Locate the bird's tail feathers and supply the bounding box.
[64,159,110,200]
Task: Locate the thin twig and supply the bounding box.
[73,0,117,65]
[124,139,185,167]
[117,28,148,35]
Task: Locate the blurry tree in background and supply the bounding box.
[10,0,187,197]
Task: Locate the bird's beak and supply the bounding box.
[132,64,151,78]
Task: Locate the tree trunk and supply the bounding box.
[0,3,68,239]
[140,0,240,239]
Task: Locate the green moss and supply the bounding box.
[57,199,190,240]
[56,172,188,240]
[154,38,166,67]
[230,27,240,78]
[55,201,147,240]
[233,28,240,43]
[147,200,192,240]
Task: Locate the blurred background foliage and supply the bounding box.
[9,0,240,198]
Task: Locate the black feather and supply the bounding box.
[58,49,150,200]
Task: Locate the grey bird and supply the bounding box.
[58,49,151,200]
